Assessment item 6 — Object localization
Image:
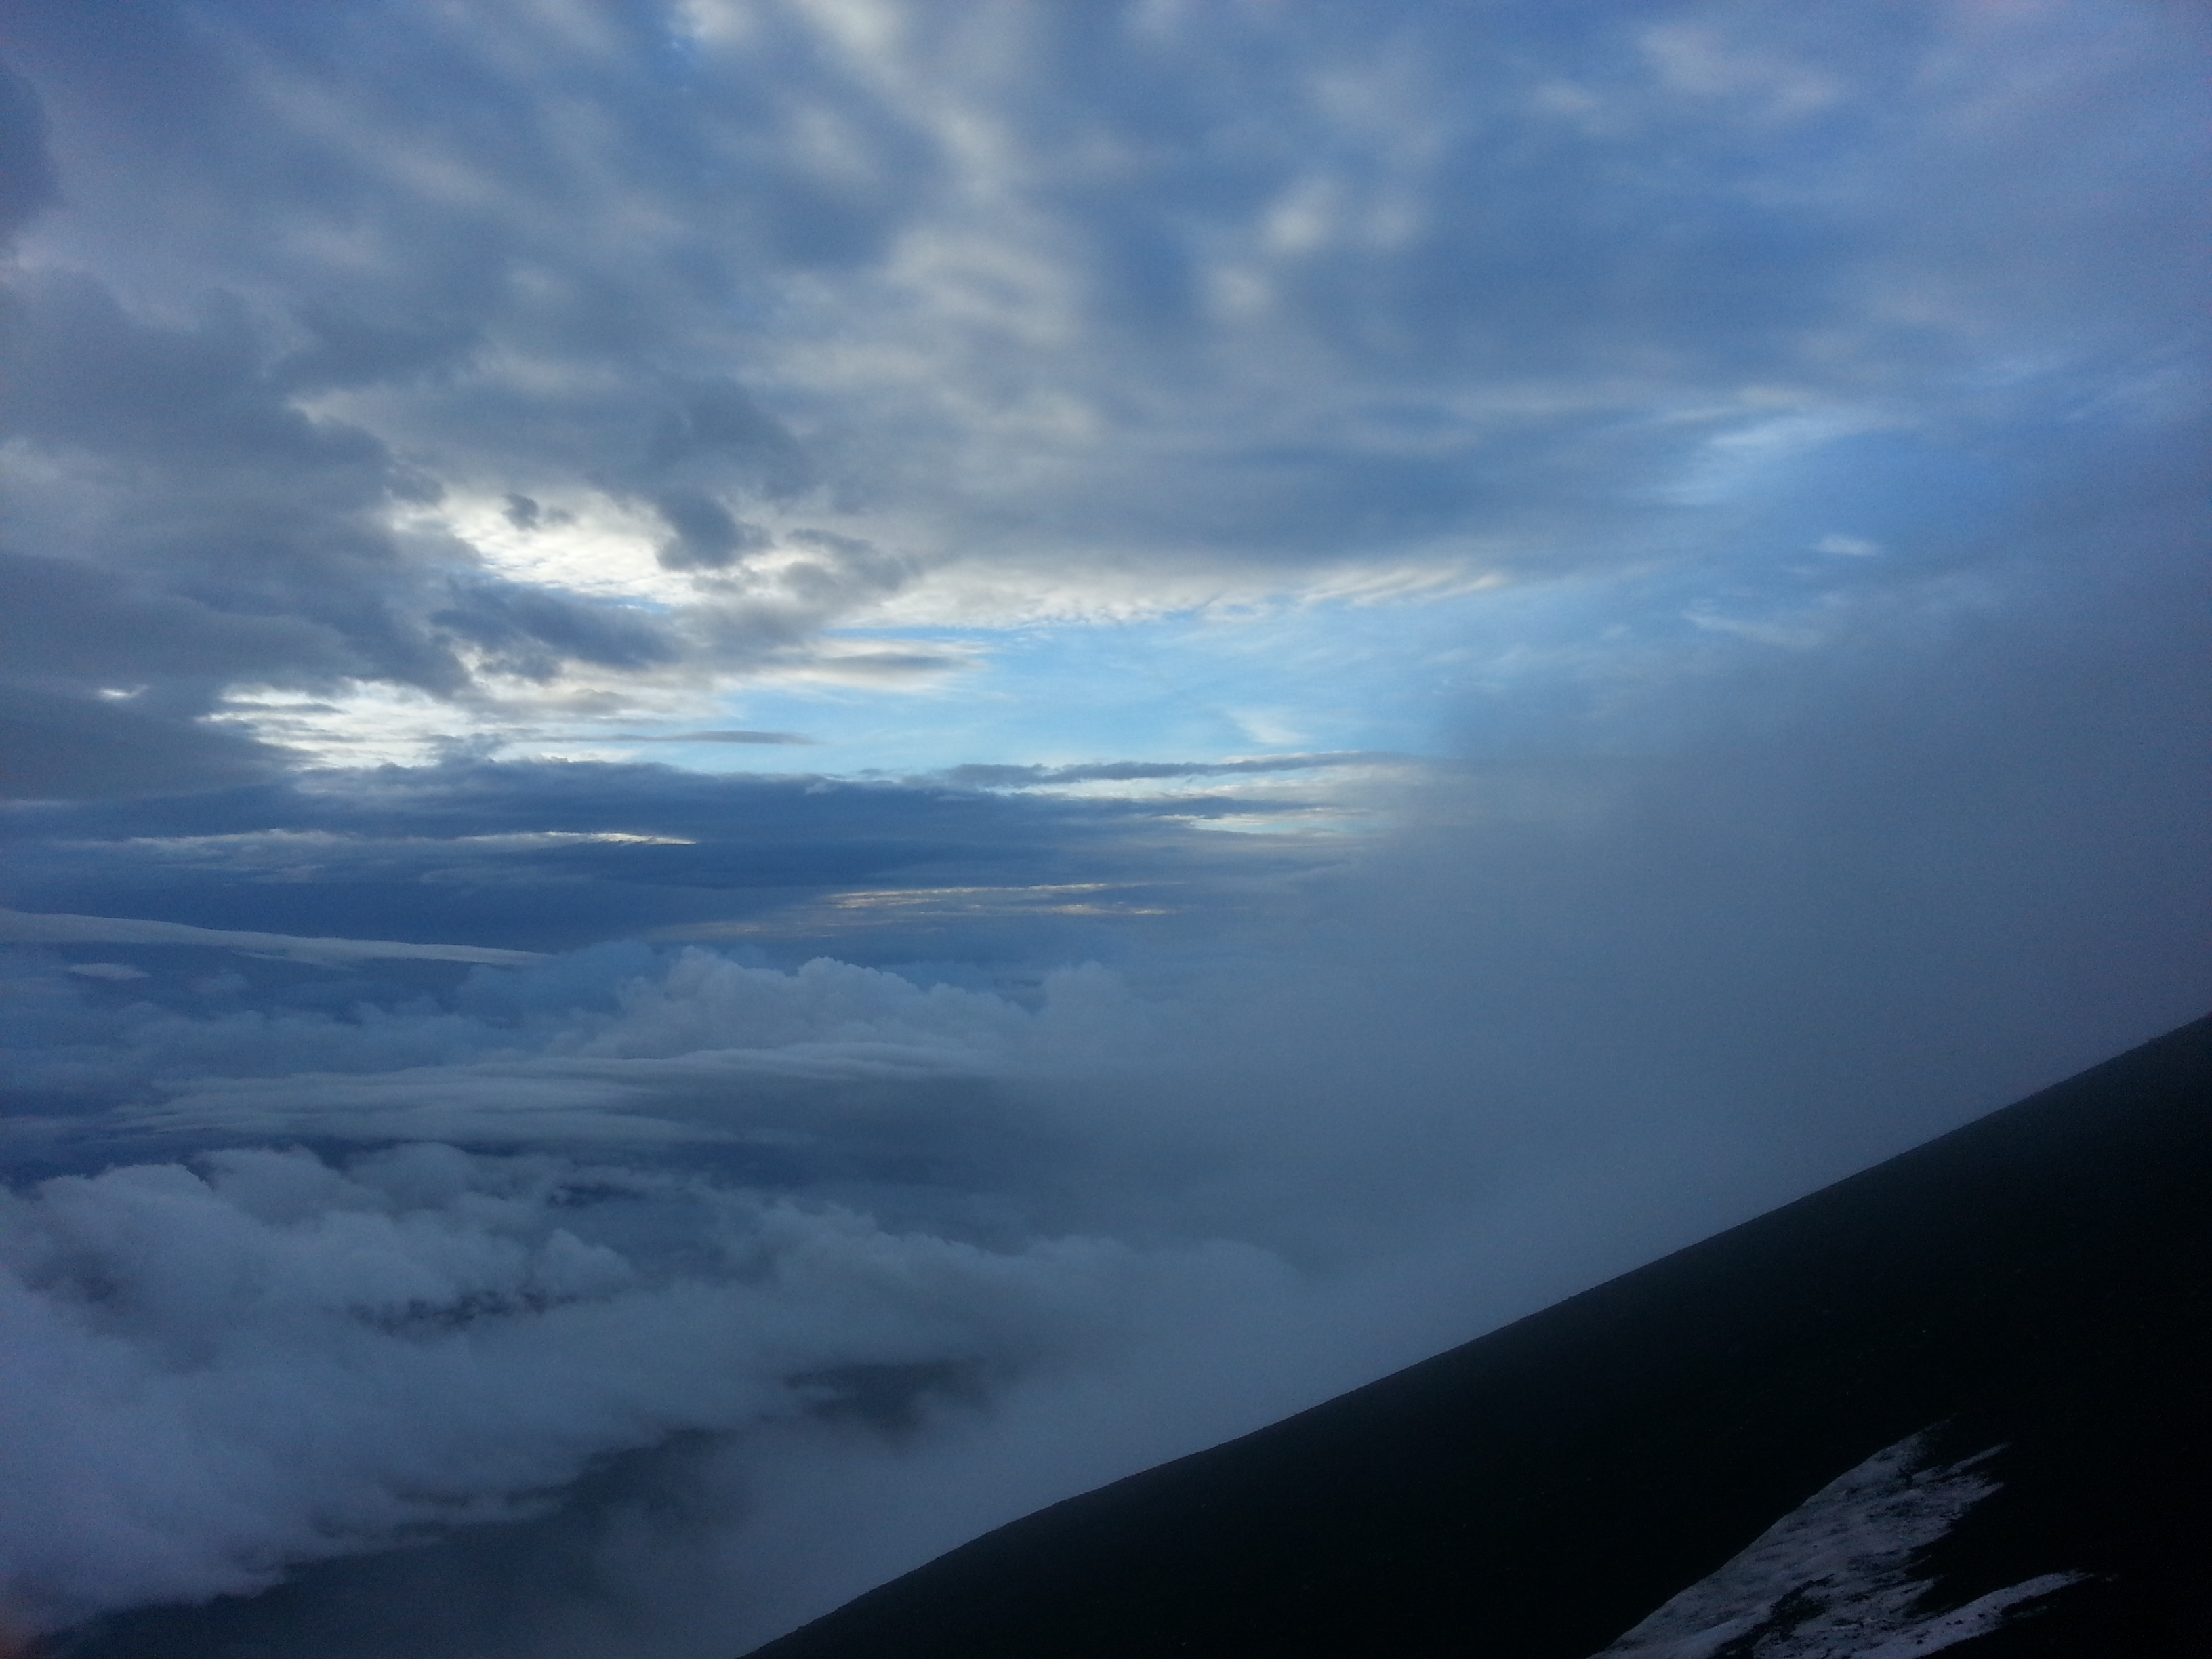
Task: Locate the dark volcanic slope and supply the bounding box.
[745,1015,2212,1659]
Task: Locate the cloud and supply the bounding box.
[641,382,815,509]
[428,581,680,679]
[0,1139,1282,1635]
[0,681,285,801]
[0,757,1322,967]
[0,58,56,245]
[0,3,2204,1654]
[0,909,548,969]
[936,752,1384,789]
[0,946,1341,1648]
[608,729,814,745]
[29,948,1149,1153]
[5,1,2202,781]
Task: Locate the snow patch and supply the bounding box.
[1589,1430,2083,1658]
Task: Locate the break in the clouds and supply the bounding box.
[1,3,2207,1655]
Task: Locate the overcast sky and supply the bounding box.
[2,3,2207,1654]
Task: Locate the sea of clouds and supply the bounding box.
[7,577,2207,1654]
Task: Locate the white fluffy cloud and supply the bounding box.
[0,944,1410,1650]
[7,945,1148,1145]
[0,1139,1279,1633]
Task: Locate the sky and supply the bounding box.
[1,1,2207,1654]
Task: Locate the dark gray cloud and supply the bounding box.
[0,681,282,800]
[0,907,546,967]
[0,271,693,794]
[0,56,58,244]
[0,268,458,781]
[652,488,772,572]
[0,756,1313,960]
[644,383,815,501]
[0,3,945,758]
[0,550,353,690]
[429,581,678,678]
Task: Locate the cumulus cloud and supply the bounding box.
[23,948,1148,1153]
[0,1139,1285,1635]
[0,945,1355,1651]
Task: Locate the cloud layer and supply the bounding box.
[0,1140,1286,1635]
[5,0,2202,777]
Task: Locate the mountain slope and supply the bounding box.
[744,1014,2212,1658]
